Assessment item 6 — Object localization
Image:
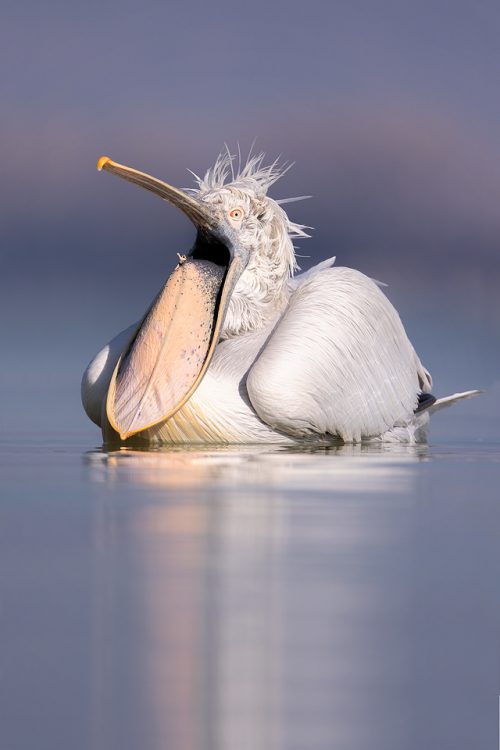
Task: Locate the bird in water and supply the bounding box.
[82,150,478,445]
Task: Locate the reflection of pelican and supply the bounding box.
[86,443,420,750]
[82,152,478,445]
[86,443,427,494]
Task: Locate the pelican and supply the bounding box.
[82,151,478,445]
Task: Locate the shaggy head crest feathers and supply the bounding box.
[184,148,313,337]
[186,148,312,243]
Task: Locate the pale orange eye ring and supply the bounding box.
[229,207,243,220]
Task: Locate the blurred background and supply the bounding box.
[2,0,499,440]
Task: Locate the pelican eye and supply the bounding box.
[229,207,243,221]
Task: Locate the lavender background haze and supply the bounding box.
[2,0,499,439]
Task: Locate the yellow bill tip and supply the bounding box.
[97,155,111,172]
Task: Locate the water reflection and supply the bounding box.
[84,445,424,750]
[86,441,429,492]
[3,438,498,750]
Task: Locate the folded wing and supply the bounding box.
[247,267,431,442]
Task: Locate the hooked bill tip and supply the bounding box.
[97,155,111,172]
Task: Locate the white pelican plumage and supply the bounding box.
[82,151,478,445]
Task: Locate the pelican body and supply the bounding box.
[82,153,477,445]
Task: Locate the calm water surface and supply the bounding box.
[1,434,500,750]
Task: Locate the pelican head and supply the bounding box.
[97,150,309,440]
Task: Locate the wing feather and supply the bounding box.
[247,267,428,441]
